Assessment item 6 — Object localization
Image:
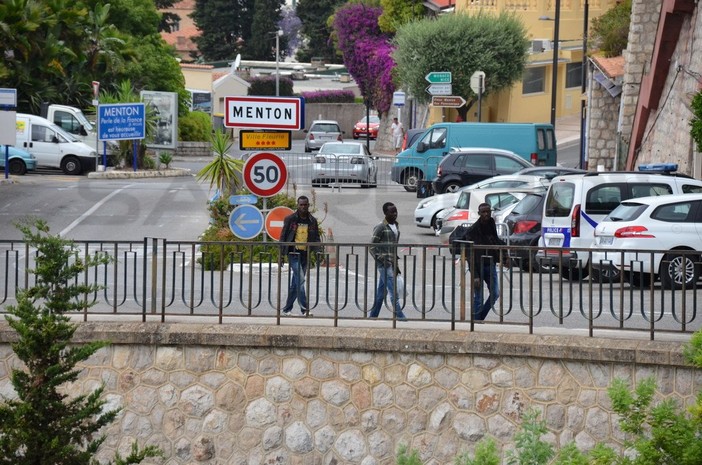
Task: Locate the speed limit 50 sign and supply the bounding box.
[242,152,288,197]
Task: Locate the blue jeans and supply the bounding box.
[369,263,406,319]
[283,252,308,313]
[473,263,500,320]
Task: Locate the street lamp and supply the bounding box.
[275,30,283,96]
[539,0,560,129]
[580,0,589,169]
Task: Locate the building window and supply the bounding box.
[173,20,180,32]
[522,67,545,95]
[566,62,583,88]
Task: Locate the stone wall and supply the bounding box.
[589,0,702,174]
[0,323,697,465]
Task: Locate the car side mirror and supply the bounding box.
[417,141,427,153]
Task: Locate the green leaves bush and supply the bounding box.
[179,111,213,141]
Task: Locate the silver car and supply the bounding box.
[303,120,344,152]
[311,142,378,188]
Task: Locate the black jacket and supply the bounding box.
[466,217,504,278]
[279,211,321,255]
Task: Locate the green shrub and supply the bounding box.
[159,151,173,169]
[247,76,295,96]
[690,91,702,152]
[179,111,213,141]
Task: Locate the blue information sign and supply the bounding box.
[98,103,146,141]
[228,205,264,240]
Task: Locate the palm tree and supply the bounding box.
[196,129,244,195]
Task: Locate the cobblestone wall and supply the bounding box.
[589,0,702,173]
[0,323,698,465]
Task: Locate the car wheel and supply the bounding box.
[591,264,621,283]
[61,156,82,175]
[402,169,421,192]
[661,251,698,289]
[8,159,27,175]
[560,264,588,281]
[305,145,311,153]
[443,182,461,194]
[628,271,652,289]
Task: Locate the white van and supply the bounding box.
[16,113,97,175]
[539,165,702,280]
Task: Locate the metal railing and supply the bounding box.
[1,238,700,339]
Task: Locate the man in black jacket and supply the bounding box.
[279,195,321,316]
[466,202,505,320]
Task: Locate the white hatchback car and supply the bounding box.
[414,174,550,231]
[591,193,702,289]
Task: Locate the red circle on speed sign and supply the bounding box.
[265,206,294,240]
[242,152,288,197]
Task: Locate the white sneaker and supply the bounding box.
[282,310,292,316]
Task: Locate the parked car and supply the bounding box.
[414,174,550,231]
[0,146,37,175]
[303,120,344,152]
[516,166,587,178]
[503,192,552,271]
[539,165,702,280]
[432,148,533,194]
[437,186,547,244]
[401,128,425,152]
[311,141,377,187]
[352,115,380,140]
[591,193,702,289]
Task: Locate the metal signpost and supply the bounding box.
[0,88,17,180]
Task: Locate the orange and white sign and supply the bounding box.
[265,206,293,241]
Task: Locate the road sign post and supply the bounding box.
[225,96,305,130]
[242,152,288,198]
[265,206,294,241]
[228,205,264,240]
[431,96,467,108]
[425,72,452,84]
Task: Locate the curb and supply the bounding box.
[86,167,193,179]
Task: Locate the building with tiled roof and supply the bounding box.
[160,0,201,62]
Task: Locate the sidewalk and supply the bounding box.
[555,114,581,148]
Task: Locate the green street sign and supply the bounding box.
[425,72,452,84]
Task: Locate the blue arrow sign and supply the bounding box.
[228,205,264,240]
[425,72,452,84]
[229,194,258,205]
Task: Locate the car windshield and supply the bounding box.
[360,116,379,124]
[510,194,543,215]
[455,191,471,209]
[605,203,648,222]
[320,144,362,155]
[312,124,340,132]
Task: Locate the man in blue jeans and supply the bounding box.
[368,202,407,320]
[279,196,321,316]
[466,203,505,320]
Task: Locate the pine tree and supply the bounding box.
[0,219,161,465]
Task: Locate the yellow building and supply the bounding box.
[427,0,617,125]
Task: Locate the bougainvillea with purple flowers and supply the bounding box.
[332,4,395,115]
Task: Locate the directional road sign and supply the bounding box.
[265,206,293,241]
[228,204,264,240]
[242,152,288,197]
[425,72,452,84]
[431,96,467,108]
[225,96,305,130]
[426,84,452,96]
[229,194,258,205]
[98,103,146,140]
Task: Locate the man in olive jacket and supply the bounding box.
[279,195,321,316]
[368,202,407,320]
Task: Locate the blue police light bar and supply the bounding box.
[638,163,678,172]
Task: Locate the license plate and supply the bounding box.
[547,238,561,246]
[599,236,613,246]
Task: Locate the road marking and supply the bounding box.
[59,184,133,237]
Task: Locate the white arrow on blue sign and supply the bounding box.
[229,194,258,205]
[228,204,264,240]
